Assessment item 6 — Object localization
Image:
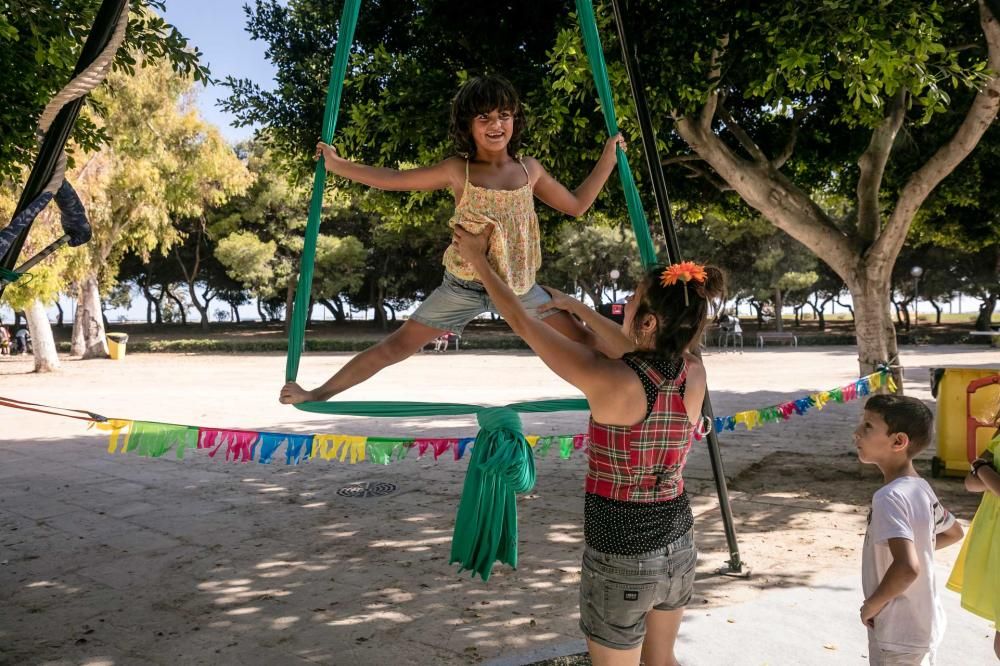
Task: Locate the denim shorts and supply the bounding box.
[408,271,558,334]
[579,528,697,650]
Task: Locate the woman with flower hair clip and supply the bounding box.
[452,223,724,666]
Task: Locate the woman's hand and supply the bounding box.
[279,381,315,405]
[452,223,493,265]
[537,286,581,316]
[315,141,340,171]
[602,132,627,162]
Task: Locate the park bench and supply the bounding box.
[756,331,798,348]
[969,330,1000,348]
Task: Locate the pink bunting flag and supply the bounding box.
[432,439,453,460]
[198,428,259,462]
[225,431,260,463]
[197,428,226,456]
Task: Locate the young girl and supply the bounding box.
[453,222,722,666]
[947,398,1000,661]
[280,75,625,404]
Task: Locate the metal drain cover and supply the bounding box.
[336,482,397,498]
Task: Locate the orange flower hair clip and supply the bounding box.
[660,261,708,305]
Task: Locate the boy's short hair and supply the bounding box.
[864,394,934,457]
[449,75,525,158]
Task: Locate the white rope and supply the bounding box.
[36,5,130,194]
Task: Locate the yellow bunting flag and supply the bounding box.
[526,436,539,448]
[92,419,133,454]
[312,434,368,463]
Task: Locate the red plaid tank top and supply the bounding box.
[585,354,694,502]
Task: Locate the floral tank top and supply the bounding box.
[442,159,542,296]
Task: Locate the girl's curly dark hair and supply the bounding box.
[630,265,726,358]
[449,76,525,158]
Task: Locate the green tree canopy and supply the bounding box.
[544,0,999,376]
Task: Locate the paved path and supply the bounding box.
[1,345,997,665]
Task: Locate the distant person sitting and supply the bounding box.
[0,325,9,355]
[13,327,29,355]
[433,333,454,352]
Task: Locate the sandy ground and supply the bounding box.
[1,345,998,665]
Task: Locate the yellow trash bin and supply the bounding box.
[930,366,1000,477]
[106,333,128,360]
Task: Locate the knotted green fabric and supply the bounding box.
[450,408,536,581]
[283,0,649,581]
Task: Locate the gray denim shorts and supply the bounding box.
[408,271,558,334]
[579,528,697,650]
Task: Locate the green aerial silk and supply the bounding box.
[284,0,652,581]
[294,398,589,417]
[285,0,362,384]
[575,0,658,269]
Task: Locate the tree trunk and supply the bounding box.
[54,300,64,328]
[930,301,943,325]
[821,295,835,329]
[318,298,346,322]
[154,289,164,324]
[256,296,267,322]
[850,278,901,387]
[231,304,240,323]
[976,292,998,330]
[188,288,211,331]
[580,280,602,308]
[774,288,784,332]
[284,280,296,332]
[70,294,83,356]
[26,299,60,373]
[835,297,855,321]
[141,284,161,324]
[372,280,388,330]
[164,290,187,324]
[893,297,912,330]
[332,296,346,322]
[180,276,212,331]
[73,274,109,359]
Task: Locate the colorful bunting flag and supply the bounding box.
[91,369,894,467]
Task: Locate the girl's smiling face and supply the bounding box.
[470,109,514,154]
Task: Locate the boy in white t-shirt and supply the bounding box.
[855,394,965,665]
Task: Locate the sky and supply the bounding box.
[161,0,280,143]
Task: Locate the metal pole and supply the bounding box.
[0,0,128,298]
[608,0,679,263]
[610,0,746,574]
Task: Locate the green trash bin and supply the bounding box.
[107,333,128,360]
